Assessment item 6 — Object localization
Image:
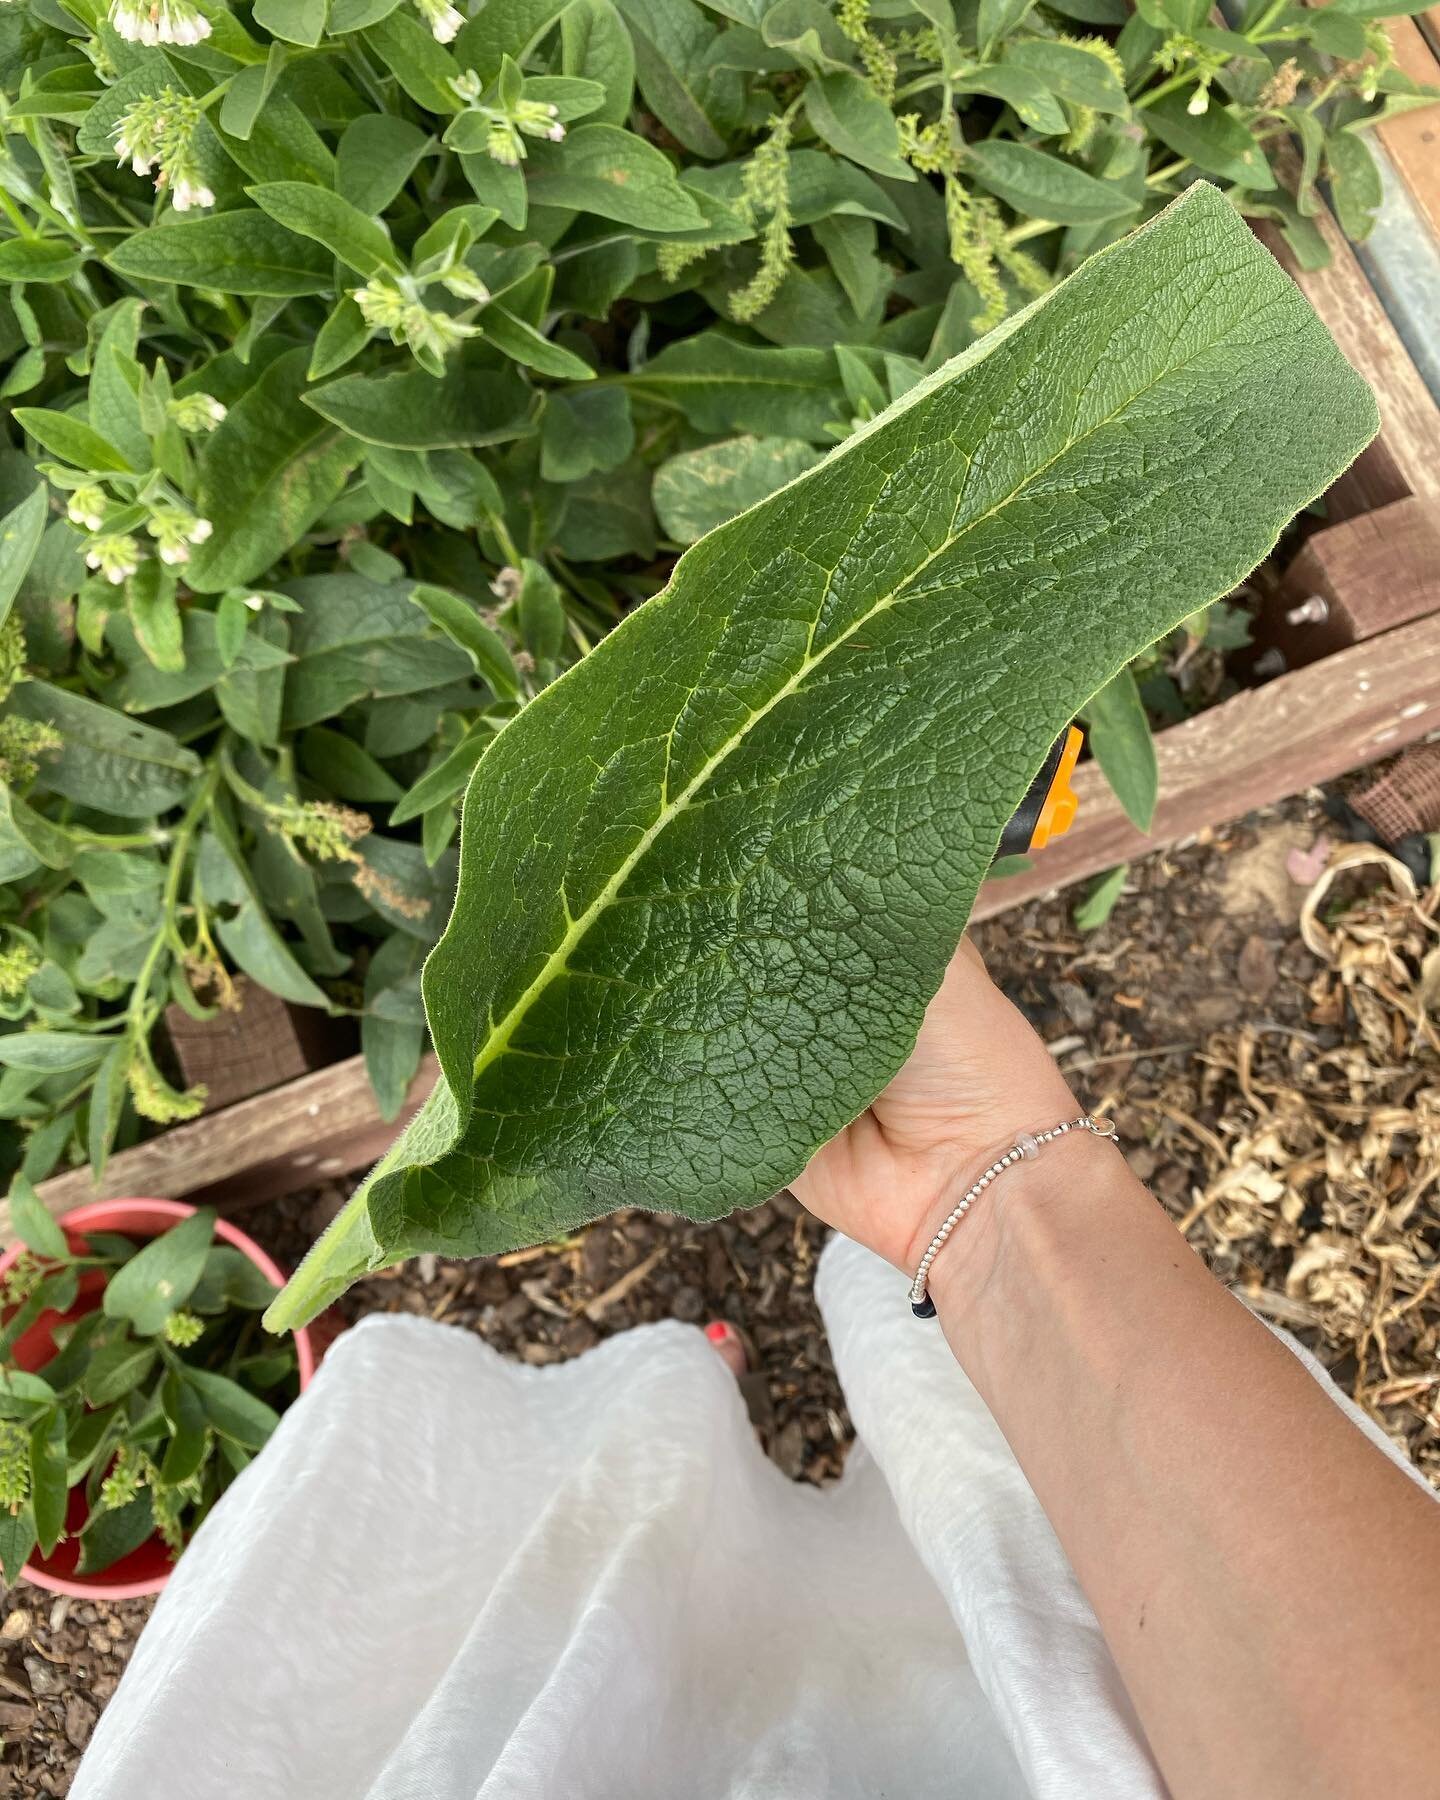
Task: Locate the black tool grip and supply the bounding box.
[995,733,1070,862]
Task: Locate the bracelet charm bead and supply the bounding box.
[908,1114,1117,1319]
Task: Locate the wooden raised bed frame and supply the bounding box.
[10,188,1440,1238]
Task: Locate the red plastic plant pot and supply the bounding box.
[0,1197,317,1601]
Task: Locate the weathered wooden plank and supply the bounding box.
[165,977,322,1114]
[1254,152,1440,520]
[973,609,1440,920]
[14,1054,440,1234]
[1267,495,1440,666]
[1379,17,1440,246]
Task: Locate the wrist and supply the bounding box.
[916,1123,1129,1338]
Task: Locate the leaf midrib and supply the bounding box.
[468,303,1225,1088]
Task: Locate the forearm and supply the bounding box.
[927,1136,1440,1800]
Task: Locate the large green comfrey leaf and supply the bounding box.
[267,186,1376,1330]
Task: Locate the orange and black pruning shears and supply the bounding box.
[994,725,1083,863]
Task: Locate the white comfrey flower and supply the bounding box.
[1187,83,1210,115]
[85,534,141,585]
[448,62,565,161]
[413,0,463,42]
[514,99,564,144]
[171,175,215,211]
[402,302,479,361]
[467,100,564,166]
[67,485,107,532]
[112,88,213,211]
[244,593,265,612]
[353,276,412,333]
[167,392,226,433]
[441,265,490,304]
[147,509,211,565]
[354,275,478,363]
[485,115,524,166]
[109,0,212,45]
[114,132,154,177]
[113,97,165,176]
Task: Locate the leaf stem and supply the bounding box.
[1135,72,1197,110]
[124,760,219,1048]
[0,188,36,239]
[1004,217,1060,245]
[1243,0,1292,42]
[1146,156,1191,186]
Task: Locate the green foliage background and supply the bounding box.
[0,0,1431,1189]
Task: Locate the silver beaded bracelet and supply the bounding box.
[908,1114,1118,1318]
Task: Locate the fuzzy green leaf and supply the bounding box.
[540,386,635,482]
[1004,38,1130,114]
[8,682,202,816]
[105,211,334,297]
[183,1366,281,1449]
[82,1339,158,1407]
[197,818,335,1009]
[0,1034,111,1075]
[12,408,134,474]
[653,434,822,542]
[952,66,1069,135]
[1073,862,1129,930]
[7,1174,70,1259]
[803,71,913,180]
[624,334,846,441]
[616,0,738,157]
[336,113,433,214]
[189,349,362,592]
[0,486,47,632]
[1141,94,1277,189]
[1326,130,1383,241]
[1081,666,1158,831]
[761,0,855,72]
[281,574,475,728]
[964,140,1141,223]
[303,365,534,450]
[29,1411,68,1557]
[0,1506,38,1585]
[562,0,636,123]
[0,238,84,282]
[103,1207,216,1336]
[246,181,401,277]
[361,13,464,112]
[299,726,404,801]
[480,306,597,380]
[254,0,328,44]
[524,124,710,230]
[267,187,1377,1328]
[409,583,522,697]
[77,1491,154,1576]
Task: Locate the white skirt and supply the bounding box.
[76,1235,1384,1800]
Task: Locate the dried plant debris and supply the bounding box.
[1121,848,1439,1484]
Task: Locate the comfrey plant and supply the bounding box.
[0,0,1428,1198]
[0,1193,296,1581]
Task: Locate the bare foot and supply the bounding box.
[704,1320,748,1379]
